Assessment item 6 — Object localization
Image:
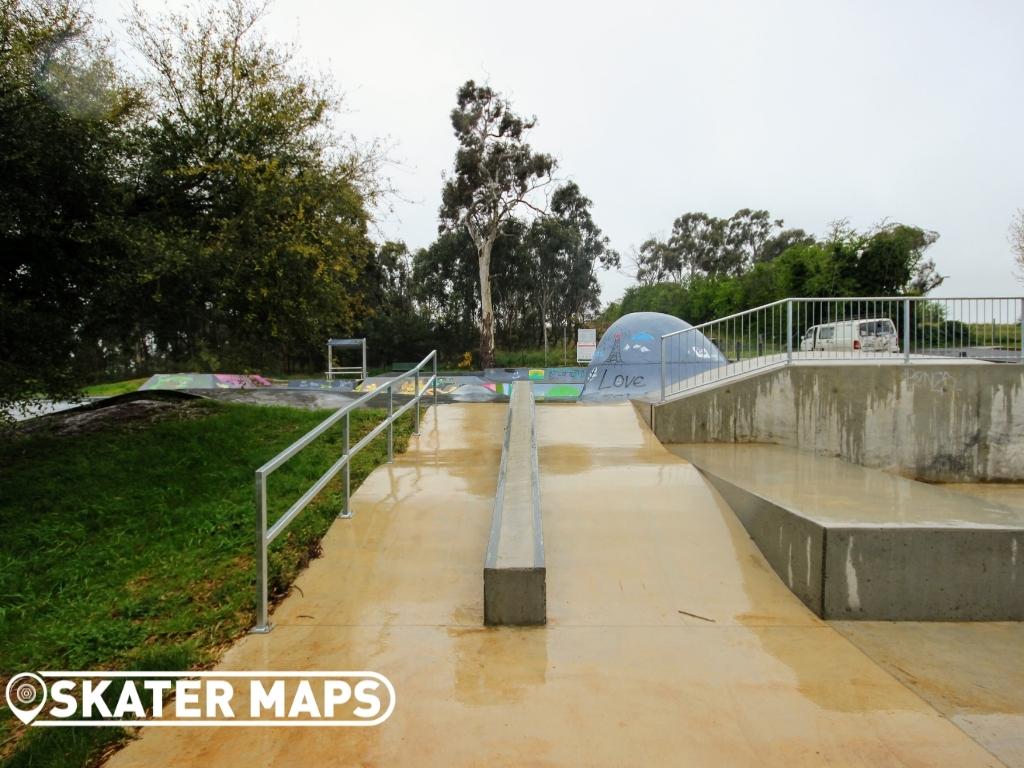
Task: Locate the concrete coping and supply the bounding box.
[483,381,546,625]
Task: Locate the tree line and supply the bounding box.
[1,1,619,410]
[370,180,618,369]
[607,213,945,326]
[2,0,390,409]
[2,0,956,412]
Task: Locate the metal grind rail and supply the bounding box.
[251,350,438,633]
[660,296,1024,400]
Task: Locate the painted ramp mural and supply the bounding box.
[135,319,721,403]
[580,312,726,401]
[353,375,583,402]
[139,373,272,391]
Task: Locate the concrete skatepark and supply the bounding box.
[93,306,1024,765]
[104,397,1024,767]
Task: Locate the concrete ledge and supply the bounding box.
[673,444,1024,621]
[484,381,546,625]
[699,471,826,615]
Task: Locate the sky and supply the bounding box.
[93,0,1024,305]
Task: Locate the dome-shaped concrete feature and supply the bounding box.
[580,311,726,400]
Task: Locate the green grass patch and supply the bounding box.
[0,400,412,766]
[493,347,582,368]
[964,323,1022,349]
[81,378,148,397]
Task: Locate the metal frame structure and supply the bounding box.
[660,296,1024,401]
[252,350,438,633]
[326,338,367,380]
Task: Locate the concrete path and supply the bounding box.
[833,621,1024,768]
[107,403,1003,767]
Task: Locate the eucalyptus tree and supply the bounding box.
[758,227,815,263]
[633,238,672,285]
[439,80,555,368]
[411,231,480,356]
[524,183,618,356]
[668,212,723,277]
[721,209,781,274]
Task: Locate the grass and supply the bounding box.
[492,347,583,368]
[963,323,1022,349]
[0,400,412,767]
[81,379,148,397]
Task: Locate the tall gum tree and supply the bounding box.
[440,80,555,368]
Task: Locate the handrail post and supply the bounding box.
[660,335,667,401]
[251,470,271,633]
[387,381,394,463]
[786,300,793,364]
[1019,299,1023,362]
[903,298,911,364]
[433,352,438,407]
[340,412,351,519]
[413,370,420,436]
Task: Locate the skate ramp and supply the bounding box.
[671,443,1024,620]
[106,402,1007,767]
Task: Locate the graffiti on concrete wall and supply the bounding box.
[905,370,952,393]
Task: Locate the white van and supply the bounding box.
[799,318,899,353]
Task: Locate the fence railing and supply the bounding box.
[660,297,1024,401]
[252,350,438,633]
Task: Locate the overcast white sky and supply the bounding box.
[94,0,1024,305]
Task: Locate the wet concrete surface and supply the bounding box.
[670,444,1024,528]
[833,622,1024,767]
[943,483,1024,513]
[669,443,1024,620]
[106,403,1007,767]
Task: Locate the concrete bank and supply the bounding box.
[639,362,1024,482]
[671,443,1024,620]
[483,381,546,625]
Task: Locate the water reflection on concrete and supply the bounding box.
[105,403,1007,767]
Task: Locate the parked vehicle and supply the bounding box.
[799,318,899,353]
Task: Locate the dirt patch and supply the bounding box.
[17,398,206,436]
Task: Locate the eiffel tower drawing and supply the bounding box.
[606,333,624,365]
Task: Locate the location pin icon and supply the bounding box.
[5,673,47,725]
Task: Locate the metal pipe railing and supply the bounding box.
[659,297,1024,401]
[251,350,439,633]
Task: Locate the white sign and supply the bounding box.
[576,328,597,363]
[4,670,395,727]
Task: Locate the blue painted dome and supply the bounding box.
[580,312,726,400]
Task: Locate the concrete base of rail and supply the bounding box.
[484,381,546,626]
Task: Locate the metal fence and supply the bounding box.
[660,297,1024,401]
[252,351,438,633]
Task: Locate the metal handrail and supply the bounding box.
[660,296,1024,401]
[660,296,1024,342]
[660,299,789,340]
[252,350,439,633]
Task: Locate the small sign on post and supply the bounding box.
[576,328,597,363]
